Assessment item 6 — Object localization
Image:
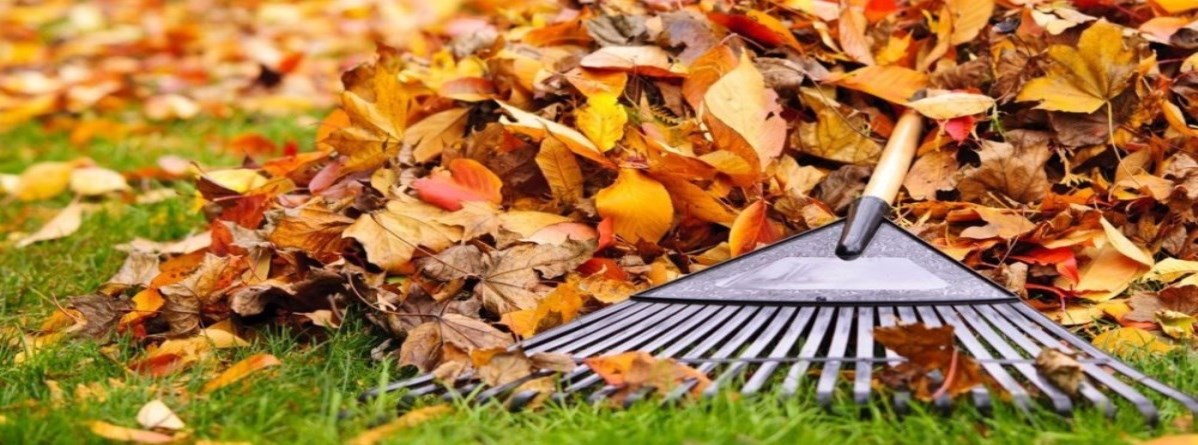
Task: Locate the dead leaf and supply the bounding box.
[1034,348,1083,396]
[728,200,778,256]
[88,421,176,444]
[412,158,504,211]
[17,201,84,248]
[348,405,453,445]
[535,138,584,205]
[1092,327,1176,356]
[14,161,73,201]
[202,353,282,393]
[575,93,627,151]
[136,400,185,431]
[1016,21,1138,113]
[595,169,673,242]
[873,323,986,401]
[343,198,462,273]
[703,52,786,164]
[399,314,511,372]
[957,138,1051,205]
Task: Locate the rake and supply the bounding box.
[363,111,1198,421]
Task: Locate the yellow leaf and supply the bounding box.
[403,108,469,163]
[497,101,612,167]
[348,405,453,445]
[1151,0,1198,13]
[1068,245,1149,299]
[1100,217,1154,267]
[796,106,882,164]
[575,93,627,151]
[69,167,129,196]
[596,169,673,242]
[947,0,994,45]
[202,353,282,393]
[201,169,268,194]
[88,420,176,444]
[1144,258,1198,283]
[1016,20,1137,113]
[1156,310,1196,340]
[907,92,996,120]
[1092,327,1176,356]
[535,138,584,205]
[342,197,462,273]
[1046,305,1103,326]
[17,201,84,248]
[14,161,73,201]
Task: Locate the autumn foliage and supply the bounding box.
[11,0,1198,397]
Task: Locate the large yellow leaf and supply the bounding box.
[14,161,73,201]
[575,93,627,151]
[497,101,613,168]
[595,169,673,242]
[1016,20,1137,113]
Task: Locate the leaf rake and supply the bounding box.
[363,111,1198,421]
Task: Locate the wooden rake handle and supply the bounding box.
[835,109,923,260]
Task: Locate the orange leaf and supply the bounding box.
[830,65,929,104]
[707,11,802,50]
[595,169,674,242]
[88,421,175,444]
[202,353,282,393]
[729,200,778,256]
[412,158,503,211]
[1011,247,1080,284]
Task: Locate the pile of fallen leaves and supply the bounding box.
[0,0,510,131]
[12,0,1198,400]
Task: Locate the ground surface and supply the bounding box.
[0,117,1194,444]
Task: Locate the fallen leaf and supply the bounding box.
[404,108,469,163]
[347,405,453,445]
[728,200,778,256]
[1016,20,1138,113]
[703,52,786,164]
[70,166,130,196]
[584,351,711,403]
[1011,247,1080,284]
[595,169,673,243]
[873,323,986,401]
[497,101,611,167]
[343,198,462,273]
[1091,327,1176,356]
[957,138,1051,205]
[1156,310,1196,340]
[412,158,504,211]
[201,353,282,393]
[88,421,176,444]
[904,150,959,200]
[535,138,584,205]
[136,400,185,431]
[17,201,84,248]
[830,65,929,105]
[907,92,996,120]
[575,93,627,152]
[1034,348,1083,396]
[399,314,511,372]
[14,161,73,201]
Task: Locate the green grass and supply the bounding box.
[0,117,1194,444]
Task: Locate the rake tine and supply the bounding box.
[913,306,956,412]
[781,306,836,396]
[974,305,1117,417]
[952,305,1074,414]
[816,307,855,406]
[706,307,797,397]
[472,371,555,405]
[852,307,875,405]
[1010,304,1198,414]
[932,306,1031,414]
[530,302,669,353]
[519,301,647,349]
[571,304,707,357]
[359,374,436,401]
[877,306,911,412]
[742,306,817,395]
[663,307,778,404]
[992,304,1157,420]
[896,306,918,323]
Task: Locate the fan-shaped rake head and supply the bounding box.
[362,299,1197,422]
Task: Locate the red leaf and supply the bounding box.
[578,257,627,281]
[1012,247,1080,285]
[597,216,615,249]
[942,116,976,143]
[707,11,801,50]
[412,158,503,211]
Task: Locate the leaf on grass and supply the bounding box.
[873,323,986,401]
[595,169,673,243]
[88,421,176,444]
[202,353,282,393]
[1034,348,1083,396]
[70,166,129,196]
[500,276,587,338]
[136,400,185,431]
[17,201,84,248]
[1099,217,1154,267]
[1016,21,1138,113]
[1091,327,1175,356]
[348,405,453,445]
[14,161,73,201]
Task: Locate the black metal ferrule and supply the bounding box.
[835,196,891,260]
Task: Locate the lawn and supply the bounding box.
[0,117,1194,445]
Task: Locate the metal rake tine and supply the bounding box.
[530,302,669,353]
[703,307,795,398]
[662,307,776,405]
[852,307,875,405]
[952,305,1074,414]
[815,307,855,407]
[932,306,1031,414]
[741,306,817,395]
[781,306,836,396]
[359,374,436,401]
[973,305,1116,417]
[519,301,646,349]
[876,306,912,413]
[571,304,707,357]
[913,306,957,412]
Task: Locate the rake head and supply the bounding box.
[364,221,1198,422]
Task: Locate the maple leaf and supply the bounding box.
[1016,20,1138,113]
[422,240,595,314]
[903,149,959,201]
[584,351,711,403]
[399,314,512,372]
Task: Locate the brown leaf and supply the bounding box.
[1034,348,1083,396]
[159,254,243,337]
[343,198,462,273]
[957,136,1052,205]
[67,294,132,339]
[399,314,512,372]
[873,323,986,401]
[268,204,355,260]
[904,149,959,201]
[584,351,710,403]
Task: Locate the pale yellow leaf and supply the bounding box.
[907,92,996,120]
[69,167,129,196]
[14,161,73,201]
[497,101,611,167]
[703,53,786,163]
[136,400,185,431]
[1100,217,1154,266]
[17,201,84,248]
[88,421,176,444]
